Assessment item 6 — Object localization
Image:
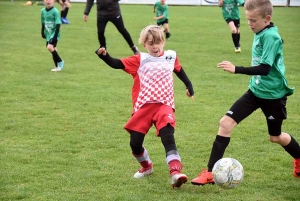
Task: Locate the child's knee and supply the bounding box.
[47,45,55,52]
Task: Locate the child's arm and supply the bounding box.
[235,64,271,75]
[217,61,271,75]
[84,0,94,16]
[95,48,125,69]
[49,24,60,44]
[154,15,165,21]
[174,67,194,98]
[41,23,45,39]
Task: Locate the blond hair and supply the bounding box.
[138,25,165,45]
[244,0,273,17]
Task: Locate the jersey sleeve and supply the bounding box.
[237,0,245,5]
[120,54,141,74]
[173,56,182,73]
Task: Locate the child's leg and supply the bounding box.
[228,21,239,48]
[63,1,71,18]
[159,125,181,174]
[130,130,153,178]
[236,27,240,47]
[163,23,170,39]
[276,134,300,178]
[58,0,64,18]
[64,7,69,18]
[130,130,150,164]
[47,45,59,65]
[267,120,300,178]
[47,44,63,71]
[160,124,187,188]
[279,134,300,158]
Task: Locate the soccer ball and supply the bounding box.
[212,157,244,189]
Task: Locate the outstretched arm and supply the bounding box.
[95,47,125,69]
[217,61,271,75]
[174,67,194,99]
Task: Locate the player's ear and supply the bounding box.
[265,15,271,23]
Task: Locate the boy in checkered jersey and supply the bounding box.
[95,25,194,188]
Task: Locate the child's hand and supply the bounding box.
[153,17,157,21]
[186,89,194,101]
[217,61,235,73]
[83,15,88,22]
[218,0,224,6]
[96,47,107,56]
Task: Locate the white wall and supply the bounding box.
[72,0,295,6]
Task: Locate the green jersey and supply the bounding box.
[249,26,294,99]
[154,1,169,23]
[221,0,244,21]
[41,7,61,41]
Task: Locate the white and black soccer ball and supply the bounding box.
[212,158,244,189]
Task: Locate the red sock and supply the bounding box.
[169,160,182,175]
[140,161,151,168]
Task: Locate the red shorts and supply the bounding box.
[124,103,176,136]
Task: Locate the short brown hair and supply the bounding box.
[244,0,273,17]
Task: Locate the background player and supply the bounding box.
[41,0,64,72]
[219,0,244,53]
[153,0,171,40]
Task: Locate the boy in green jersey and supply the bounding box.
[191,0,300,186]
[219,0,244,53]
[153,0,170,40]
[41,0,64,72]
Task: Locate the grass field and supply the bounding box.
[1,1,300,200]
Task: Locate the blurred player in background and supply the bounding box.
[153,0,171,40]
[41,0,64,72]
[83,0,139,55]
[57,0,71,24]
[219,0,244,53]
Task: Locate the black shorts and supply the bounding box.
[225,90,287,135]
[46,41,57,47]
[157,19,168,26]
[226,19,240,28]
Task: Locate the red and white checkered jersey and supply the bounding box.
[121,50,182,113]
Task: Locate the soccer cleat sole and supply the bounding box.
[294,171,300,178]
[191,181,215,186]
[172,176,188,188]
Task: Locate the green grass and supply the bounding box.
[1,1,300,200]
